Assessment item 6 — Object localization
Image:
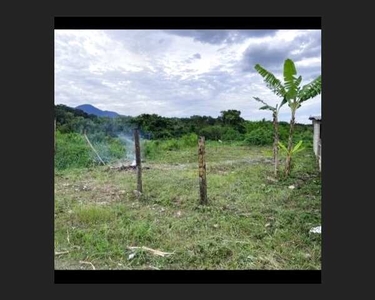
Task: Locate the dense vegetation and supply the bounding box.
[55,104,313,170]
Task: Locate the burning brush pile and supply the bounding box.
[106,133,150,171]
[107,159,150,172]
[108,159,137,171]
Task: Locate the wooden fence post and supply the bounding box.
[198,136,207,205]
[134,129,143,193]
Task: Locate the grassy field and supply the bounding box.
[54,142,321,270]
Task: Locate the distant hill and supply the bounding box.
[75,104,120,118]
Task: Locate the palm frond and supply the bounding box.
[259,105,274,111]
[279,97,288,109]
[278,141,288,152]
[283,59,300,100]
[295,75,302,88]
[299,75,322,102]
[292,140,304,153]
[254,64,286,98]
[253,97,276,111]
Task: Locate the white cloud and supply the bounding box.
[55,29,321,124]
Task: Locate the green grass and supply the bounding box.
[54,143,321,270]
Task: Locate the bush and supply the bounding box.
[144,134,198,160]
[181,133,198,147]
[55,131,126,170]
[144,140,160,159]
[244,128,273,146]
[55,131,94,170]
[199,126,223,140]
[92,138,125,163]
[221,127,243,141]
[294,130,313,148]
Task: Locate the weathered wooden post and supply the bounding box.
[198,136,207,205]
[134,129,143,194]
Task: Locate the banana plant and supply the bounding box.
[253,96,286,177]
[255,58,321,176]
[278,140,305,156]
[278,140,305,176]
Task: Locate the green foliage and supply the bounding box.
[75,205,113,225]
[299,75,322,102]
[255,59,321,110]
[253,97,277,112]
[221,127,243,141]
[55,105,313,170]
[254,64,286,97]
[278,126,289,142]
[199,126,223,140]
[283,59,299,100]
[279,140,305,155]
[55,131,94,170]
[219,110,244,126]
[244,128,273,146]
[254,58,321,176]
[144,133,198,159]
[144,140,160,160]
[91,137,125,163]
[55,105,313,147]
[55,131,126,170]
[294,130,313,148]
[181,133,199,147]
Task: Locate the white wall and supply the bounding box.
[313,121,321,156]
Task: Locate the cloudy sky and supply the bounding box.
[55,29,321,124]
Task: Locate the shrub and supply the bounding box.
[144,140,160,159]
[91,138,125,163]
[55,131,94,170]
[161,139,180,151]
[55,131,126,170]
[294,130,313,148]
[181,133,198,147]
[221,127,243,141]
[244,128,273,146]
[199,126,223,140]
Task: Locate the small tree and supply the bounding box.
[255,58,321,176]
[253,97,286,176]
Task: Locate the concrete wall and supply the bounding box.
[313,121,321,156]
[318,139,321,171]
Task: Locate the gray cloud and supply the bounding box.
[185,53,202,63]
[193,53,201,59]
[242,30,321,72]
[55,30,321,124]
[165,30,277,44]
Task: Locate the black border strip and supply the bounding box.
[55,270,321,284]
[54,16,321,30]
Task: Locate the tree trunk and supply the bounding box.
[273,112,279,177]
[134,129,143,194]
[198,136,207,205]
[285,109,296,176]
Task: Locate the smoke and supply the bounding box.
[84,127,148,165]
[117,133,136,162]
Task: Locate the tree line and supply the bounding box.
[55,104,312,146]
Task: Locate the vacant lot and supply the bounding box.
[54,143,321,270]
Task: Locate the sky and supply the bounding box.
[55,29,321,124]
